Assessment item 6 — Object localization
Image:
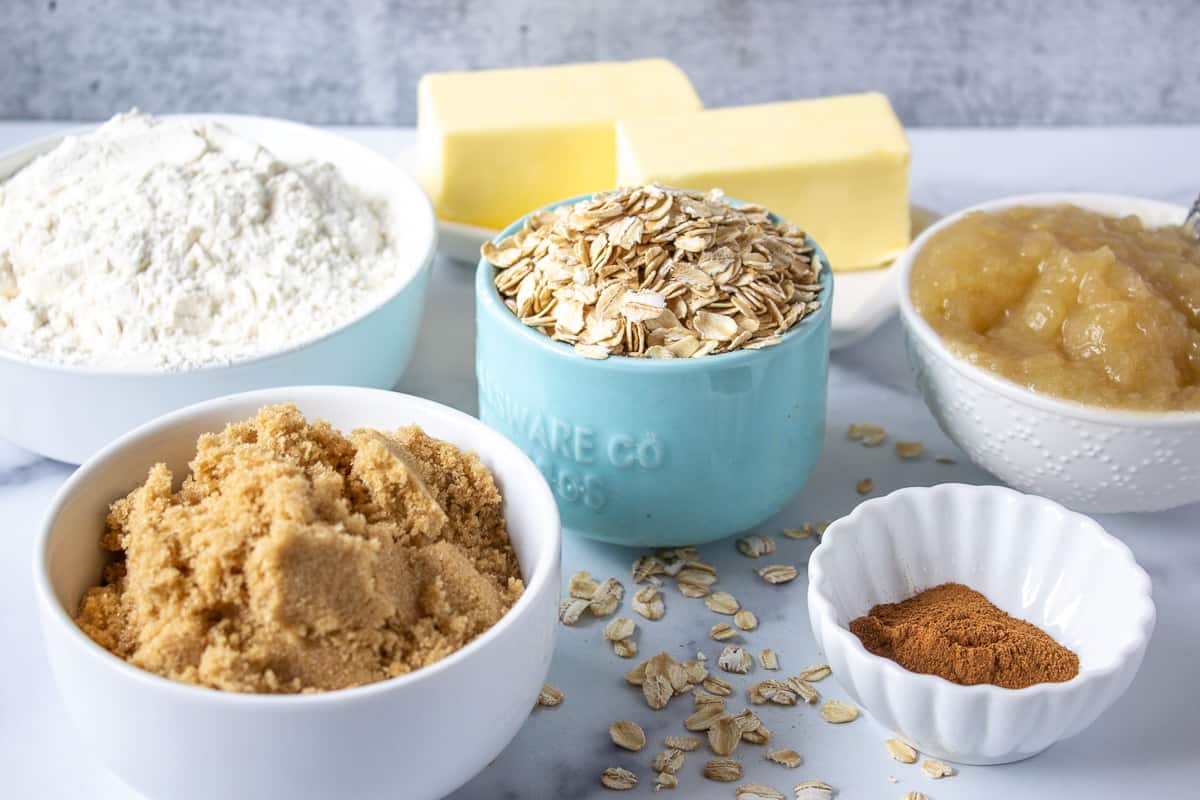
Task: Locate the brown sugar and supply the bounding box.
[74,403,524,694]
[848,582,1079,689]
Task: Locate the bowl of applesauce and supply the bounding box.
[897,193,1200,513]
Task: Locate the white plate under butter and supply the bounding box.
[396,141,936,350]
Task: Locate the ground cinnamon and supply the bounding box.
[848,582,1079,689]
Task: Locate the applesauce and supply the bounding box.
[911,204,1200,411]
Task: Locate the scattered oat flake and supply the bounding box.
[558,597,590,625]
[590,577,625,616]
[856,478,875,495]
[600,766,638,790]
[625,661,647,686]
[904,792,928,800]
[604,617,636,641]
[781,523,817,539]
[848,422,887,447]
[537,683,564,707]
[734,609,759,631]
[613,638,639,658]
[706,591,740,615]
[759,649,780,670]
[643,673,674,710]
[654,748,686,774]
[633,585,666,620]
[633,555,666,583]
[737,784,786,800]
[885,738,918,764]
[708,713,743,755]
[703,675,734,696]
[703,757,744,782]
[796,664,831,682]
[654,772,678,792]
[665,735,702,752]
[793,780,834,800]
[757,564,799,585]
[783,676,818,704]
[719,645,753,674]
[685,703,727,731]
[737,533,777,557]
[610,721,646,751]
[895,440,924,459]
[935,454,957,464]
[921,759,955,779]
[711,622,737,641]
[767,748,803,768]
[569,570,600,599]
[820,699,859,723]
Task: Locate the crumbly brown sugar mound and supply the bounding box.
[75,403,524,694]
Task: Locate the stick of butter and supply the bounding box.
[616,92,910,271]
[418,59,702,230]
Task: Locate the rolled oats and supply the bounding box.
[708,713,743,755]
[685,703,727,731]
[705,591,740,615]
[848,423,887,446]
[885,738,918,764]
[766,748,803,768]
[783,676,819,705]
[793,780,834,800]
[796,664,831,682]
[921,759,955,779]
[737,534,777,558]
[703,757,744,782]
[604,617,636,641]
[756,565,799,585]
[820,699,859,724]
[711,622,738,641]
[590,577,625,616]
[558,597,590,625]
[484,185,824,359]
[759,649,780,670]
[654,748,686,774]
[856,478,875,495]
[719,645,753,674]
[737,784,785,800]
[895,440,924,459]
[734,609,759,631]
[537,683,564,707]
[633,555,666,583]
[610,721,646,751]
[633,585,666,620]
[600,767,638,790]
[703,675,734,696]
[666,735,702,752]
[904,793,928,800]
[569,570,600,599]
[613,638,638,659]
[654,772,678,792]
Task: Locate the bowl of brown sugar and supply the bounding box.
[807,482,1155,765]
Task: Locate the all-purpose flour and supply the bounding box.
[0,110,401,370]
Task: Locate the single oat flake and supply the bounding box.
[848,422,887,446]
[895,440,924,459]
[708,713,743,755]
[633,585,665,620]
[737,533,777,558]
[483,184,824,359]
[710,622,738,641]
[719,645,753,674]
[610,720,646,751]
[856,477,875,495]
[569,570,600,599]
[604,617,636,641]
[796,664,831,682]
[793,780,834,800]
[820,699,859,723]
[705,591,740,615]
[737,784,786,800]
[885,738,918,764]
[537,683,564,707]
[653,748,686,774]
[654,772,678,792]
[759,648,780,670]
[757,564,799,585]
[703,757,744,782]
[766,748,803,768]
[904,792,929,800]
[921,758,956,779]
[665,735,702,752]
[600,766,638,790]
[734,609,759,631]
[612,638,638,659]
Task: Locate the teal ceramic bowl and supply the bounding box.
[475,195,833,546]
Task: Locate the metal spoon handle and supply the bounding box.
[1188,193,1200,238]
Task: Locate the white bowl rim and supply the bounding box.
[0,114,439,377]
[896,191,1200,426]
[808,482,1157,699]
[31,385,561,707]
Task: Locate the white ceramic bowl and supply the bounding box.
[896,193,1200,513]
[0,116,438,464]
[808,483,1155,765]
[33,386,560,800]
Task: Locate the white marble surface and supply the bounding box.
[0,123,1198,799]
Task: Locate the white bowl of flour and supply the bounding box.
[0,112,437,463]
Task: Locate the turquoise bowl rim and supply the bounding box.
[475,192,834,372]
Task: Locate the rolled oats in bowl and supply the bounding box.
[481,184,824,360]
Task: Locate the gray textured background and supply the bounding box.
[2,0,1197,126]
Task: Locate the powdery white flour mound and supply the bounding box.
[0,110,402,370]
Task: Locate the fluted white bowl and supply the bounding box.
[808,483,1155,765]
[897,193,1200,513]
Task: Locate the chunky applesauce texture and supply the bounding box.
[911,205,1200,411]
[75,404,524,693]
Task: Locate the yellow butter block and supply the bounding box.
[616,92,910,271]
[418,59,702,230]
